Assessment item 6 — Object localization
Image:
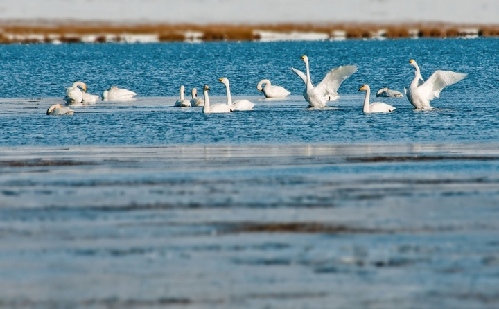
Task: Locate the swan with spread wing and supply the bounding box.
[407,59,467,110]
[291,55,357,108]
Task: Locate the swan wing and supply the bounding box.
[291,67,308,85]
[210,103,232,113]
[418,70,467,101]
[317,65,357,98]
[232,99,254,111]
[82,92,99,104]
[265,85,290,98]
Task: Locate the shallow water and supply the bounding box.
[1,39,499,309]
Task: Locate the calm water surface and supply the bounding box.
[0,39,498,308]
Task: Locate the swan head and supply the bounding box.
[358,84,370,92]
[301,55,308,62]
[191,88,198,96]
[73,81,87,92]
[409,59,419,68]
[46,104,61,115]
[203,85,210,92]
[218,77,229,86]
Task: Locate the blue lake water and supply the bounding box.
[1,39,499,308]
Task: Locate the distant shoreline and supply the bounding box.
[1,21,498,44]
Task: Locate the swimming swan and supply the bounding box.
[218,77,254,111]
[46,104,74,115]
[190,87,204,107]
[102,86,137,101]
[359,84,396,113]
[291,55,357,108]
[174,85,191,107]
[257,79,290,98]
[202,84,232,114]
[376,87,404,98]
[407,59,467,109]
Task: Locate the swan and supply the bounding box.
[190,87,204,107]
[202,84,232,114]
[46,104,74,115]
[376,87,404,98]
[256,79,290,98]
[407,59,467,109]
[218,77,254,111]
[359,84,396,113]
[291,55,357,108]
[102,86,137,101]
[64,81,99,105]
[64,82,83,105]
[174,85,191,107]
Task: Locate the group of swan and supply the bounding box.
[175,78,255,114]
[48,81,137,115]
[174,86,205,107]
[357,59,466,113]
[48,57,466,116]
[64,82,136,105]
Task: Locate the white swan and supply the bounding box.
[202,85,232,114]
[218,77,254,111]
[102,86,137,101]
[46,104,74,115]
[190,87,204,107]
[291,55,357,108]
[407,59,467,109]
[174,85,191,107]
[64,81,99,105]
[376,87,404,98]
[64,82,83,105]
[256,79,290,98]
[359,84,396,113]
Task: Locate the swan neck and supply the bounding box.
[180,88,185,100]
[203,90,209,113]
[363,88,370,113]
[305,59,311,87]
[225,83,233,105]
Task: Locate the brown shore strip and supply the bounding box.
[1,21,499,43]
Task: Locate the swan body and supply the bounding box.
[190,87,204,107]
[202,85,232,114]
[218,77,254,111]
[102,86,137,101]
[174,85,191,107]
[359,84,396,113]
[46,104,74,115]
[257,79,290,98]
[376,87,404,98]
[291,55,357,108]
[407,59,467,109]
